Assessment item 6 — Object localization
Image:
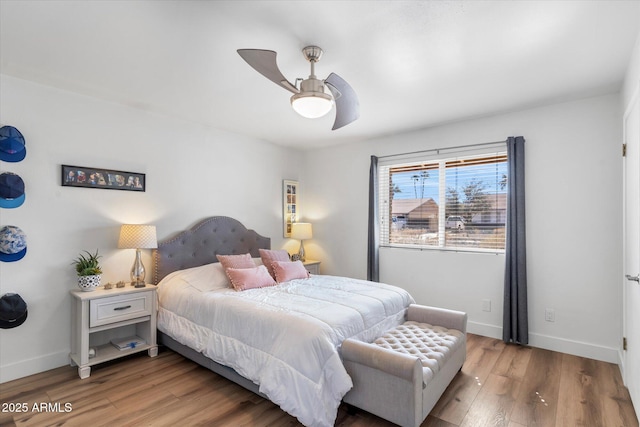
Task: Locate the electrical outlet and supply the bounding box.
[545,308,555,322]
[482,299,491,312]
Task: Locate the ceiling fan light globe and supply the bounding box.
[291,92,333,119]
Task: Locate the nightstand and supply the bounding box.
[303,260,321,275]
[69,284,158,379]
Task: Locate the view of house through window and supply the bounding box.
[379,147,508,251]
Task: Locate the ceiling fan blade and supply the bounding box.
[237,49,299,94]
[325,72,359,130]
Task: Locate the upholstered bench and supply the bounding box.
[341,304,467,427]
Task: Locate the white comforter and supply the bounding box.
[156,268,414,427]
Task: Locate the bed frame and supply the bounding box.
[152,216,271,398]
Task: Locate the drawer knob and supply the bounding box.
[113,305,132,311]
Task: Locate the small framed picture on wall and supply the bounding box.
[283,179,298,237]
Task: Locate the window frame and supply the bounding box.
[378,144,508,254]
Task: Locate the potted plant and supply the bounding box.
[72,250,103,291]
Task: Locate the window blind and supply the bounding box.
[379,144,508,252]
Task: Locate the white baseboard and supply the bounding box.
[0,350,70,383]
[528,333,618,363]
[467,321,619,364]
[467,321,502,339]
[619,349,626,381]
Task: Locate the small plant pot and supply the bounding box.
[78,274,102,292]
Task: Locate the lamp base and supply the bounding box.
[130,249,147,288]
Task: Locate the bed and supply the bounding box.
[153,216,414,427]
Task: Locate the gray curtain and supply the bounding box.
[503,136,528,344]
[367,155,379,282]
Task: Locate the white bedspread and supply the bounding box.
[156,268,414,427]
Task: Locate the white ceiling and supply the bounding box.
[1,1,639,150]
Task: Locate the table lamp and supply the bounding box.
[291,222,312,262]
[118,224,157,287]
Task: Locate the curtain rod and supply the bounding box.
[376,139,507,160]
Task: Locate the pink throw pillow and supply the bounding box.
[273,260,310,283]
[226,265,277,291]
[259,249,291,279]
[216,253,255,271]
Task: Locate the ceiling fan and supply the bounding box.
[237,46,359,130]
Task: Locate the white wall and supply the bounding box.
[304,93,623,363]
[0,74,627,382]
[0,75,301,382]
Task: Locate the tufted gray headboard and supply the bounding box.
[152,216,271,284]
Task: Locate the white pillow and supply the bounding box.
[175,262,231,291]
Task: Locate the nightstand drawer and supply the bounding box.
[89,291,152,327]
[303,260,320,275]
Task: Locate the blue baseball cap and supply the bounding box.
[0,126,26,163]
[0,225,27,262]
[0,173,25,209]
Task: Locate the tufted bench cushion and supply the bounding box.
[373,321,465,384]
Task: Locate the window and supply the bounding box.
[378,144,508,252]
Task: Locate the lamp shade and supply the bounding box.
[118,224,157,249]
[291,223,313,240]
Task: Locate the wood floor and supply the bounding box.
[1,334,637,427]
